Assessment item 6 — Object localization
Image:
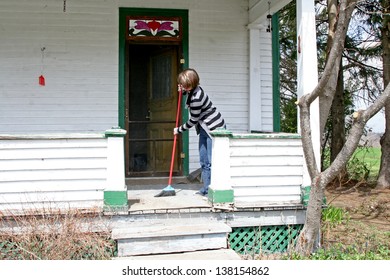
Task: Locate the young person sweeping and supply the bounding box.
[174,68,226,196]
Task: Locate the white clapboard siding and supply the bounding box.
[229,136,303,207]
[259,29,274,132]
[0,0,273,175]
[0,201,103,216]
[0,136,108,212]
[0,190,103,204]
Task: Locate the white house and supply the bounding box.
[0,0,319,214]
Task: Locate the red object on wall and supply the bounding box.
[39,75,45,86]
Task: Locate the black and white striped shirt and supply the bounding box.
[178,86,225,134]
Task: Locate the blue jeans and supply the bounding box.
[198,126,212,195]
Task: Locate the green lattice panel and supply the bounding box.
[228,225,303,254]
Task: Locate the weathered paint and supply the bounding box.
[104,191,128,212]
[208,189,235,204]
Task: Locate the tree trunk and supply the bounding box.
[295,174,325,254]
[319,0,339,141]
[330,62,346,163]
[377,0,390,189]
[295,0,362,254]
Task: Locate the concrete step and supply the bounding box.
[112,219,232,257]
[114,249,241,260]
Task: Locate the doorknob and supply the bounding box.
[146,109,151,120]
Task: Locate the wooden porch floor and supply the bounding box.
[127,187,212,214]
[125,176,215,214]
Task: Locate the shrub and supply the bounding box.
[0,210,116,260]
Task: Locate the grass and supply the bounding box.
[288,221,390,260]
[352,147,381,180]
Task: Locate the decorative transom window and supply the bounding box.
[127,16,182,41]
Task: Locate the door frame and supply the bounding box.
[118,8,189,177]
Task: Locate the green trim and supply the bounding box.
[229,225,303,254]
[118,8,189,176]
[210,129,301,140]
[104,127,127,138]
[301,186,327,207]
[104,191,128,209]
[118,10,126,130]
[208,188,234,204]
[272,12,281,132]
[210,128,233,137]
[231,133,301,139]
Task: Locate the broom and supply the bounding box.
[154,85,183,197]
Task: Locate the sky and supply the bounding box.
[366,110,385,133]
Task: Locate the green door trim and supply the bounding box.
[272,12,281,132]
[118,7,190,176]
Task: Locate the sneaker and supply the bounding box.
[193,191,206,196]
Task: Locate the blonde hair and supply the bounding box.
[177,68,200,90]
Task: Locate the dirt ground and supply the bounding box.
[323,181,390,247]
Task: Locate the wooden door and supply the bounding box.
[126,44,181,177]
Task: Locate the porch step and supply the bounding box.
[114,249,241,260]
[112,219,232,257]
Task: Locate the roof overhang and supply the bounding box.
[248,0,293,28]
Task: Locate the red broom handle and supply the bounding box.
[168,86,182,186]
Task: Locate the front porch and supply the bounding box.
[0,131,308,258]
[106,178,306,258]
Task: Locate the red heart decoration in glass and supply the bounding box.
[147,20,160,31]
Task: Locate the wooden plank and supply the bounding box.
[230,166,303,176]
[234,195,301,203]
[0,179,106,192]
[118,249,241,260]
[230,138,302,147]
[0,169,107,182]
[117,233,228,257]
[0,189,104,204]
[230,146,303,157]
[230,155,304,167]
[0,158,107,171]
[0,147,107,160]
[233,185,301,196]
[112,222,231,239]
[231,176,303,187]
[226,209,306,228]
[0,200,104,215]
[0,138,106,148]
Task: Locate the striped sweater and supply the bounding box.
[177,86,225,134]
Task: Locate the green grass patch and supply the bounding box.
[350,147,382,180]
[323,147,382,181]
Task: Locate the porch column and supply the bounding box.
[248,26,262,132]
[296,0,320,201]
[208,129,234,204]
[104,127,128,211]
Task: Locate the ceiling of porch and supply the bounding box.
[249,0,292,27]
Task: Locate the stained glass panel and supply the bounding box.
[127,16,181,41]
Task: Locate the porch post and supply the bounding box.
[104,127,128,212]
[296,0,320,203]
[208,129,234,204]
[248,27,262,132]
